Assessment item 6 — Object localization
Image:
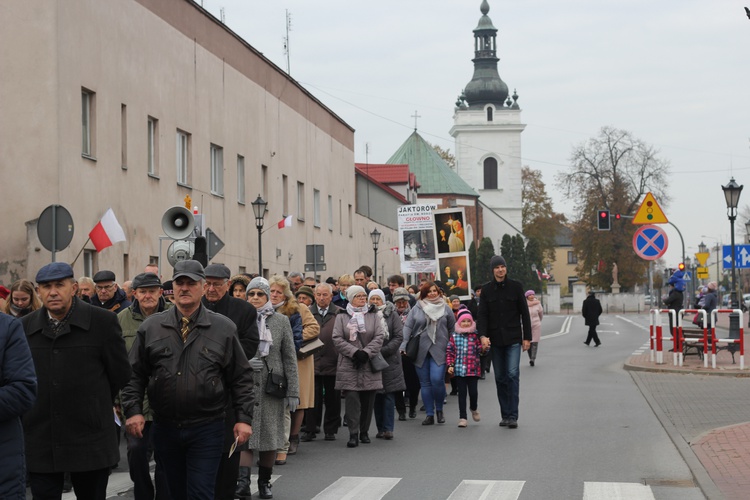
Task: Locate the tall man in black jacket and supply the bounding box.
[122,260,254,500]
[201,263,259,500]
[477,256,531,429]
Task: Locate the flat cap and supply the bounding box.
[36,262,75,284]
[132,272,162,289]
[392,287,410,302]
[296,285,315,300]
[204,264,231,279]
[93,270,116,283]
[173,260,205,281]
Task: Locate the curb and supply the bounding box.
[623,358,750,378]
[630,372,725,500]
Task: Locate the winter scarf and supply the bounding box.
[418,296,447,344]
[255,301,275,357]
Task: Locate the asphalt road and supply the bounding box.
[55,313,708,500]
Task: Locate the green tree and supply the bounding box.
[556,126,671,291]
[474,237,495,286]
[468,240,477,286]
[525,238,544,293]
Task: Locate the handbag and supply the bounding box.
[297,338,324,359]
[405,331,421,361]
[263,359,287,399]
[369,351,389,372]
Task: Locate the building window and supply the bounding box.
[261,165,268,200]
[328,195,333,231]
[83,250,96,277]
[487,107,493,122]
[483,157,498,190]
[313,189,321,227]
[237,155,245,204]
[176,130,190,186]
[339,199,343,235]
[297,182,305,221]
[567,251,578,264]
[147,116,159,177]
[282,175,288,216]
[81,89,95,158]
[121,104,127,169]
[210,144,224,196]
[348,204,353,237]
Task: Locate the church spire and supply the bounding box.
[462,0,509,108]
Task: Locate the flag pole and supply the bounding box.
[70,237,91,268]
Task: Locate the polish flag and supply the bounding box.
[390,247,399,255]
[89,208,126,252]
[277,215,293,229]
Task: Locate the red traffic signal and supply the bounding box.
[678,262,685,271]
[614,213,621,220]
[597,210,610,231]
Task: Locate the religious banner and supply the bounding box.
[432,207,471,300]
[397,204,438,273]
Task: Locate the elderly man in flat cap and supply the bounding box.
[201,263,259,500]
[21,262,131,499]
[118,272,171,500]
[122,260,254,500]
[91,269,131,313]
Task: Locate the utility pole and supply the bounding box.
[283,10,292,74]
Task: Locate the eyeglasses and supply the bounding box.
[247,291,266,297]
[353,294,367,299]
[95,284,115,291]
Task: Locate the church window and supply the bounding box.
[487,107,493,121]
[483,157,498,190]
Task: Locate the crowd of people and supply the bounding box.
[0,254,536,500]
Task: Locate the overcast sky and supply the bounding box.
[199,0,750,271]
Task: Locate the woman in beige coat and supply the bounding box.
[269,275,320,464]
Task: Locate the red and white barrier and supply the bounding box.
[710,309,745,370]
[677,309,709,368]
[649,309,678,365]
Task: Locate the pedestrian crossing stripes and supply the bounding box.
[311,476,400,499]
[583,481,655,500]
[632,341,651,356]
[447,480,524,500]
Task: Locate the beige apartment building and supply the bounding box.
[0,0,400,284]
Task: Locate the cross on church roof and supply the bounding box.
[411,110,421,131]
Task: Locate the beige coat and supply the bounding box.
[296,303,319,408]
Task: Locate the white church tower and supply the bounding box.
[450,0,525,249]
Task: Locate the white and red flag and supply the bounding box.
[390,246,399,255]
[89,208,126,252]
[277,215,293,229]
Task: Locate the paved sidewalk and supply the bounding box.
[627,318,750,500]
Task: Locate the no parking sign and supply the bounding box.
[633,225,668,261]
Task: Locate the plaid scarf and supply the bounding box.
[48,297,77,336]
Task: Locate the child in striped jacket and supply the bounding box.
[446,309,484,427]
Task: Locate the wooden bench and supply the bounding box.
[681,327,707,359]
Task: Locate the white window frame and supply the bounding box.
[210,144,224,196]
[237,155,245,204]
[81,89,94,157]
[297,181,305,221]
[176,130,190,186]
[328,195,334,231]
[313,189,321,227]
[147,116,158,177]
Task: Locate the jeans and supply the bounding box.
[373,392,396,432]
[29,468,110,500]
[455,376,478,419]
[415,354,446,416]
[126,421,170,500]
[152,420,224,500]
[490,342,521,420]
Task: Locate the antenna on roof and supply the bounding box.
[220,7,225,24]
[283,10,293,74]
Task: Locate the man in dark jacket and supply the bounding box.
[477,255,531,429]
[117,272,170,500]
[302,283,342,442]
[91,269,132,313]
[663,270,685,340]
[0,312,37,499]
[201,263,259,500]
[582,291,603,346]
[122,260,254,500]
[22,262,131,499]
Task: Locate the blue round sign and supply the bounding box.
[633,225,668,260]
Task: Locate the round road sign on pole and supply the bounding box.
[633,224,668,261]
[37,205,75,261]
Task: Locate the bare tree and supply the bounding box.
[556,126,671,291]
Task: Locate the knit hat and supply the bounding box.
[368,288,386,303]
[162,280,174,296]
[449,294,460,302]
[247,276,271,299]
[707,281,718,291]
[456,309,474,325]
[392,287,410,302]
[490,255,506,269]
[296,285,315,301]
[525,290,536,298]
[346,285,367,303]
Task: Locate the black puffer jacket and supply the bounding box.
[121,305,254,427]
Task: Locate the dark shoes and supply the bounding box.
[383,431,394,440]
[436,411,445,424]
[258,466,273,499]
[300,432,316,442]
[530,360,535,366]
[499,419,509,427]
[359,433,371,444]
[449,390,458,395]
[324,433,336,441]
[398,411,407,421]
[595,343,601,347]
[583,342,590,346]
[236,466,251,498]
[347,434,359,448]
[375,431,384,439]
[409,409,417,419]
[508,420,518,428]
[422,415,435,425]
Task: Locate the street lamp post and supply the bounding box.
[370,228,381,284]
[722,178,743,308]
[251,195,268,276]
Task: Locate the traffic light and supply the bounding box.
[614,213,621,220]
[597,210,610,231]
[678,262,686,272]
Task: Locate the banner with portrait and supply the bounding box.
[432,208,471,300]
[397,204,438,274]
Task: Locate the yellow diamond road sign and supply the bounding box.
[632,192,668,224]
